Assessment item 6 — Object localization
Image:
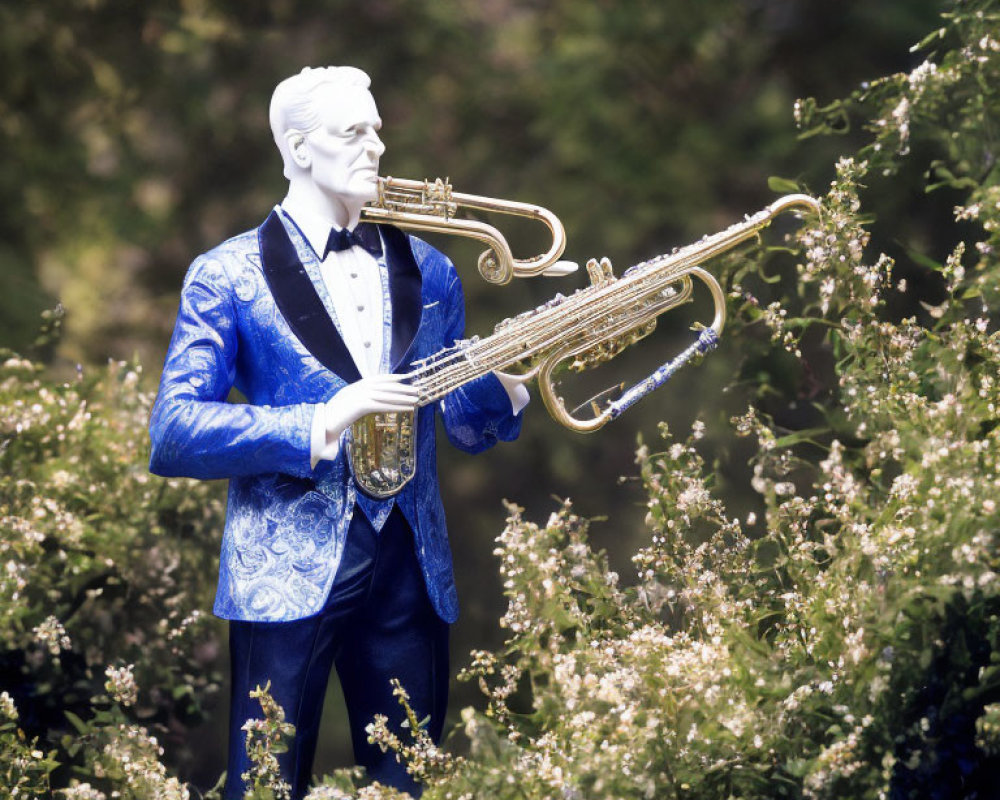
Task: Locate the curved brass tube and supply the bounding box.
[534,269,725,433]
[360,177,567,284]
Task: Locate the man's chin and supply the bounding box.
[352,182,379,205]
[317,180,378,211]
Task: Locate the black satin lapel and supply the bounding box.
[380,225,423,371]
[258,211,361,383]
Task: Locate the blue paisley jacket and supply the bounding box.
[149,210,522,623]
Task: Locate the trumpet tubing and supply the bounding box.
[348,193,821,496]
[360,176,567,284]
[404,193,821,429]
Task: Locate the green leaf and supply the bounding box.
[63,710,88,735]
[905,248,943,272]
[755,539,783,568]
[771,426,831,448]
[768,176,802,194]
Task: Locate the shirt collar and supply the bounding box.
[278,195,345,260]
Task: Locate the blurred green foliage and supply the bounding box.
[0,0,944,590]
[0,334,226,790]
[0,0,940,361]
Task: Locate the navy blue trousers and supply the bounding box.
[224,505,450,799]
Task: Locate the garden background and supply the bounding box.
[4,0,1000,798]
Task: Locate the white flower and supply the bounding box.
[60,783,108,800]
[33,615,71,656]
[0,691,17,721]
[105,663,139,707]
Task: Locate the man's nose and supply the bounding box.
[366,132,386,158]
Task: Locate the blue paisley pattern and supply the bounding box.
[149,215,522,622]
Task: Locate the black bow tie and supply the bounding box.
[323,223,382,259]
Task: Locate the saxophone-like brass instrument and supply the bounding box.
[360,176,569,284]
[348,193,821,497]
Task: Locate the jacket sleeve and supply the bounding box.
[436,265,524,455]
[148,255,313,480]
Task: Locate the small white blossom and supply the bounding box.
[105,663,139,707]
[33,615,71,656]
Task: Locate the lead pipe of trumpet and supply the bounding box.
[443,188,567,278]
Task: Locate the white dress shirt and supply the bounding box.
[277,198,528,468]
[280,199,386,376]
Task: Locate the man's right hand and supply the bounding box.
[324,374,419,436]
[312,375,420,466]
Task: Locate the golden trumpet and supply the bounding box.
[348,193,822,497]
[360,176,568,284]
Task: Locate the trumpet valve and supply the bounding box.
[424,177,454,211]
[586,257,616,286]
[630,319,657,343]
[568,317,658,374]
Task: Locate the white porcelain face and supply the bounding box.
[304,85,385,208]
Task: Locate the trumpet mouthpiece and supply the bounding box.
[542,260,579,277]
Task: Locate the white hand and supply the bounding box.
[312,375,419,466]
[325,374,419,437]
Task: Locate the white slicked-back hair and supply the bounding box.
[269,66,372,179]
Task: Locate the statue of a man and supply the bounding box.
[149,66,526,798]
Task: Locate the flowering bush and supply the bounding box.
[0,316,225,794]
[405,2,1000,798]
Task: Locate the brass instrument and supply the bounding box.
[348,193,821,497]
[360,176,569,284]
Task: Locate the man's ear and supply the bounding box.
[287,133,311,169]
